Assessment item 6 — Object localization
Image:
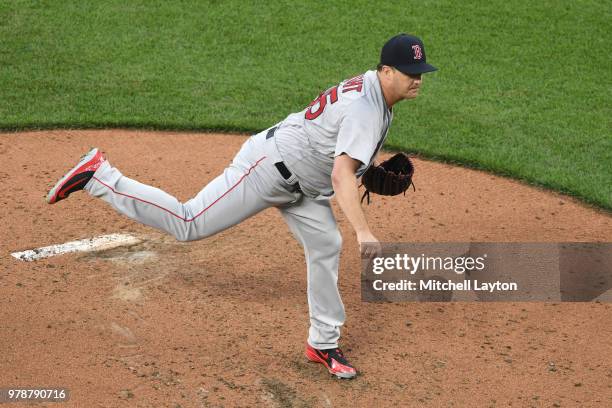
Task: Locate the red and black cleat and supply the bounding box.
[305,343,357,379]
[46,148,106,204]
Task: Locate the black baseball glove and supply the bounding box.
[360,153,415,204]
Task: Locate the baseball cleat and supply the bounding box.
[46,148,106,204]
[305,343,357,379]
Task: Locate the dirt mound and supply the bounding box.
[1,130,610,407]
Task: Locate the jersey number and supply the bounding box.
[305,86,338,120]
[305,74,364,121]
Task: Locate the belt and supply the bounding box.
[265,126,278,140]
[266,126,302,193]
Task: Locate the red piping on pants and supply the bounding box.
[91,156,267,222]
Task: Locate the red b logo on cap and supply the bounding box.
[412,44,423,60]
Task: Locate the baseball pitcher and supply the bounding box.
[47,33,437,379]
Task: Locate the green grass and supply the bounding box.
[1,0,610,209]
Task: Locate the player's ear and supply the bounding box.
[381,65,395,78]
[377,64,390,74]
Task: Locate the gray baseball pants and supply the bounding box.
[85,129,345,349]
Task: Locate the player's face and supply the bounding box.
[392,68,422,100]
[378,66,424,107]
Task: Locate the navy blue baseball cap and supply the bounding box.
[380,34,437,75]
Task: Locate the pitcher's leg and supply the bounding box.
[86,156,270,241]
[279,198,345,349]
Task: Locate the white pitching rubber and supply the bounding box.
[11,233,142,262]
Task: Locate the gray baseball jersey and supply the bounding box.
[275,70,393,198]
